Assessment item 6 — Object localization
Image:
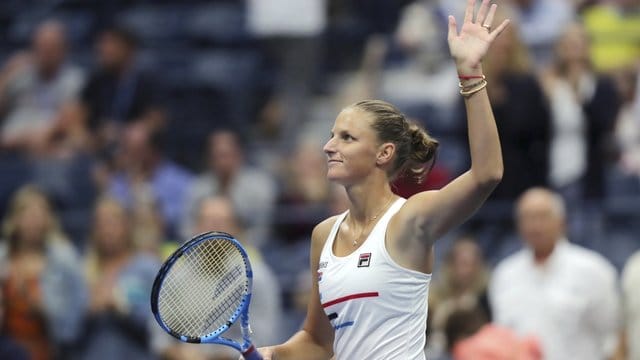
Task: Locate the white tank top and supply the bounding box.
[318,198,431,360]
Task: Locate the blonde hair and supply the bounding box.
[85,196,133,283]
[350,99,439,182]
[482,5,532,78]
[429,237,489,308]
[1,185,68,253]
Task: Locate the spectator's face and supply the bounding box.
[93,201,130,257]
[97,33,132,71]
[556,24,589,64]
[450,241,483,287]
[516,191,565,254]
[195,197,239,236]
[208,132,243,178]
[293,141,327,179]
[120,124,154,168]
[33,23,67,76]
[15,196,51,247]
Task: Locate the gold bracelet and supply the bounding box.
[458,75,486,89]
[459,80,488,98]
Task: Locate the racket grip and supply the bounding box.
[242,345,264,360]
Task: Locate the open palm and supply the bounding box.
[448,0,510,73]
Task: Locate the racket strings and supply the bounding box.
[158,238,249,337]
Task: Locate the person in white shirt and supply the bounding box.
[489,187,620,360]
[618,250,640,360]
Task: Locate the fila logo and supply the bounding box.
[357,253,371,267]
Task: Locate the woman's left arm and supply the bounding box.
[398,0,508,243]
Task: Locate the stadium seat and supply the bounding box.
[184,2,249,46]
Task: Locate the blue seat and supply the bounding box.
[7,10,95,46]
[118,5,190,45]
[184,3,248,46]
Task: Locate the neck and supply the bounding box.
[345,176,395,223]
[13,237,46,255]
[98,248,130,268]
[533,244,556,264]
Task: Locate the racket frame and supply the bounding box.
[150,231,257,355]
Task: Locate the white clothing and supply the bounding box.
[318,198,431,360]
[1,64,84,139]
[548,78,588,187]
[622,251,640,360]
[490,240,620,360]
[247,0,326,37]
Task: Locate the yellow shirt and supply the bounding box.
[582,5,640,72]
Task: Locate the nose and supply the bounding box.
[323,137,336,155]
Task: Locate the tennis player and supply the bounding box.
[257,0,508,358]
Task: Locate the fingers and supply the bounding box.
[463,0,475,24]
[475,0,491,25]
[489,19,511,41]
[483,4,498,28]
[447,15,458,42]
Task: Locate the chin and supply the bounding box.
[326,170,350,185]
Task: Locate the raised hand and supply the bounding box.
[447,0,510,74]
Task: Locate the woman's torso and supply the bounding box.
[318,198,431,360]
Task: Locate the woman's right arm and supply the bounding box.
[258,219,335,360]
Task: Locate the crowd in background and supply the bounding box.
[0,0,638,359]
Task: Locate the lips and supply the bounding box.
[328,159,342,164]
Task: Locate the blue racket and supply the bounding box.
[150,231,263,360]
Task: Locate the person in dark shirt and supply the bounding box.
[78,26,165,160]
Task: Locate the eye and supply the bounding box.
[341,133,355,141]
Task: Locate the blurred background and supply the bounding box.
[0,0,638,359]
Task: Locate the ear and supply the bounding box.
[376,142,395,166]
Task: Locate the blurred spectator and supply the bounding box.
[248,0,326,146]
[181,130,276,246]
[77,26,165,159]
[0,287,29,360]
[79,196,159,360]
[427,236,491,358]
[582,0,640,74]
[157,195,282,360]
[445,305,541,360]
[619,249,640,358]
[274,139,330,243]
[614,64,640,177]
[0,20,86,155]
[107,122,193,238]
[472,8,550,201]
[379,0,460,111]
[617,250,640,360]
[489,187,620,360]
[510,0,575,68]
[130,195,174,259]
[0,185,86,360]
[539,22,620,201]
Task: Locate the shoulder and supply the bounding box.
[565,243,617,279]
[158,161,194,182]
[492,250,528,281]
[311,216,339,247]
[622,251,640,290]
[238,166,276,187]
[124,253,162,280]
[309,215,340,261]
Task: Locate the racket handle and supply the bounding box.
[242,345,264,360]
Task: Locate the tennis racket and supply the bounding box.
[150,231,263,360]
